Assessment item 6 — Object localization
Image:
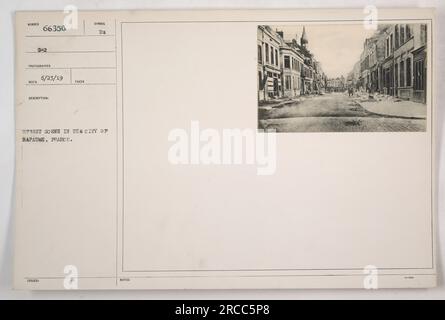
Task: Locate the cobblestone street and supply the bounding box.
[258,93,426,132]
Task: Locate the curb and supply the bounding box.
[354,100,427,120]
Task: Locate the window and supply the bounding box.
[420,24,427,45]
[285,75,291,90]
[265,44,269,63]
[386,38,390,57]
[406,58,412,87]
[406,25,411,39]
[414,59,425,90]
[258,71,262,88]
[390,34,393,53]
[395,63,398,87]
[395,26,399,48]
[400,25,405,44]
[400,60,405,87]
[275,49,278,66]
[270,46,274,65]
[414,61,419,90]
[257,45,262,63]
[284,56,290,69]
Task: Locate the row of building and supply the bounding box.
[326,76,346,92]
[347,23,428,104]
[257,25,327,102]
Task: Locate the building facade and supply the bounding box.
[326,76,346,92]
[257,26,282,101]
[351,23,427,104]
[258,26,326,102]
[381,25,395,96]
[279,33,304,98]
[412,24,427,103]
[393,24,427,103]
[347,61,361,89]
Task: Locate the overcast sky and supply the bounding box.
[274,24,377,78]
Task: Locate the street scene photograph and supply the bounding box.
[257,23,428,132]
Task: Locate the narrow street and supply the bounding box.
[258,93,426,132]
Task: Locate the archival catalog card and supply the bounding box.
[14,8,436,290]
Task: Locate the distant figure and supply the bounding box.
[348,87,354,97]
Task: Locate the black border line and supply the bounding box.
[114,19,119,287]
[24,273,436,280]
[118,19,435,275]
[430,16,435,270]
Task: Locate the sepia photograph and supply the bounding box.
[257,24,428,132]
